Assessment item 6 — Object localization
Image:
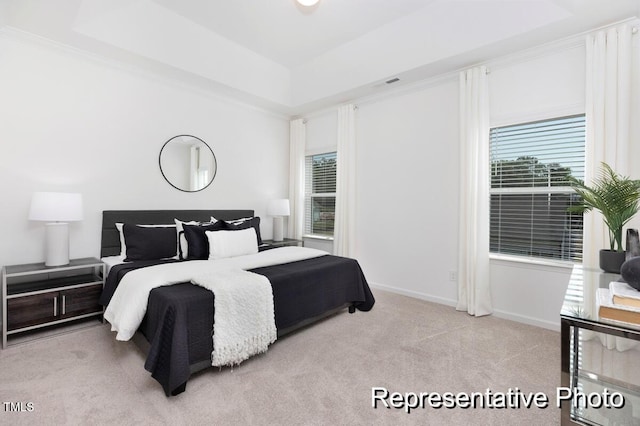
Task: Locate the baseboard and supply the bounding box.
[369,282,457,308]
[369,282,560,332]
[491,309,560,332]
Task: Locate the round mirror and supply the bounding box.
[159,135,217,192]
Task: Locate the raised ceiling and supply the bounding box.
[2,0,639,115]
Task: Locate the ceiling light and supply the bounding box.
[296,0,320,6]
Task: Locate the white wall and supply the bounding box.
[0,33,289,267]
[305,109,337,155]
[355,79,460,306]
[489,43,585,125]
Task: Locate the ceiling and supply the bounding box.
[2,0,640,115]
[154,0,435,68]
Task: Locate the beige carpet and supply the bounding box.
[0,290,560,425]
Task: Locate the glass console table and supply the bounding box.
[560,265,640,425]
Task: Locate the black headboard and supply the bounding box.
[101,209,254,258]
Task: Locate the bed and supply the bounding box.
[99,209,375,396]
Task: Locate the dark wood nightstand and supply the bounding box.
[260,238,304,250]
[1,257,105,348]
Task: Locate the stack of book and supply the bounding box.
[597,281,640,325]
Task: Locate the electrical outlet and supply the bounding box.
[449,271,457,282]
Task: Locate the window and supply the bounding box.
[305,152,336,237]
[489,115,585,262]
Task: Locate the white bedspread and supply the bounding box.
[103,247,328,341]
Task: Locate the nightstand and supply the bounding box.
[260,238,304,250]
[1,257,105,348]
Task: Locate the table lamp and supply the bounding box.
[267,199,290,242]
[29,192,83,266]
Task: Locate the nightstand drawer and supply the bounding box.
[7,292,59,331]
[60,284,103,318]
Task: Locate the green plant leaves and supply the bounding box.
[568,162,640,252]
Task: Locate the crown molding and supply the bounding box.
[0,26,292,121]
[301,16,640,120]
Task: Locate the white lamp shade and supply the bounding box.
[267,199,290,217]
[29,192,83,222]
[297,0,320,6]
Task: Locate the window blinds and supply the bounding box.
[304,152,337,236]
[489,115,585,262]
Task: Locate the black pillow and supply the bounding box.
[225,217,262,245]
[123,224,177,261]
[183,222,227,260]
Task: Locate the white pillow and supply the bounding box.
[206,228,258,260]
[116,222,177,258]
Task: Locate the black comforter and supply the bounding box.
[100,255,375,396]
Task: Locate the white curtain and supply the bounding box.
[457,66,492,316]
[333,104,356,257]
[583,24,633,269]
[585,24,636,352]
[288,119,306,240]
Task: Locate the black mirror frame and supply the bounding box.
[159,134,217,192]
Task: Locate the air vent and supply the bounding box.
[385,77,400,84]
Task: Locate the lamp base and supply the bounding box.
[45,222,70,267]
[273,217,284,242]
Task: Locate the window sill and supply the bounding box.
[303,234,334,241]
[489,253,576,271]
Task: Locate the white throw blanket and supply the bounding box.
[104,247,328,342]
[192,269,276,366]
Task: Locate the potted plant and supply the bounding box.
[568,162,640,273]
